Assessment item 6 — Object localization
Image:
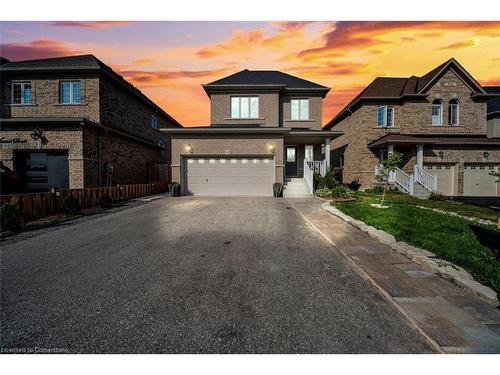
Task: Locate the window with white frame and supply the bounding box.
[377,106,394,127]
[12,82,32,104]
[431,99,443,125]
[449,99,459,126]
[151,115,158,129]
[291,99,309,120]
[60,81,81,104]
[230,96,259,118]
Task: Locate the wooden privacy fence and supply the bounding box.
[0,181,169,221]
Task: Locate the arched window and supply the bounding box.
[431,99,442,125]
[449,99,459,126]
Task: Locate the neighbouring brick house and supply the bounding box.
[0,55,182,192]
[325,58,500,197]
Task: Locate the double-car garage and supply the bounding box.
[184,156,275,197]
[425,163,499,197]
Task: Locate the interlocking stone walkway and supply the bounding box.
[290,198,500,354]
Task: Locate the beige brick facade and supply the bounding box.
[208,91,323,129]
[170,135,284,184]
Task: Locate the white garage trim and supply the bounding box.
[182,155,275,197]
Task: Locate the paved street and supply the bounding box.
[1,197,433,353]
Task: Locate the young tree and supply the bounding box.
[374,151,403,207]
[489,169,500,183]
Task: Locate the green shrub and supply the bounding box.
[0,203,24,232]
[332,167,343,184]
[315,167,337,190]
[330,186,354,198]
[366,185,385,194]
[62,195,81,215]
[314,187,331,197]
[429,192,448,201]
[98,193,113,208]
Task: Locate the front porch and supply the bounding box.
[283,130,334,197]
[371,140,437,197]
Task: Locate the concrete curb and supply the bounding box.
[322,203,499,305]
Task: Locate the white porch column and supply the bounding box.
[325,137,331,168]
[387,144,394,154]
[416,144,424,169]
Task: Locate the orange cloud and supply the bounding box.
[48,21,133,29]
[298,21,500,61]
[118,67,234,88]
[0,38,81,61]
[437,39,477,50]
[196,30,265,58]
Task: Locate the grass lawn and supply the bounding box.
[334,193,500,295]
[358,192,499,222]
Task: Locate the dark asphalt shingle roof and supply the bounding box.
[485,86,500,114]
[324,58,488,129]
[0,54,101,70]
[0,54,182,127]
[206,69,329,90]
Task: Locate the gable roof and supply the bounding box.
[203,69,330,97]
[0,54,183,128]
[324,58,491,129]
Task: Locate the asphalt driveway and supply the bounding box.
[0,197,433,353]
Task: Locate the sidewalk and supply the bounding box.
[290,198,500,354]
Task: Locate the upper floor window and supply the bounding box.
[449,99,459,126]
[60,81,81,104]
[12,82,32,104]
[377,106,394,127]
[151,115,158,129]
[291,99,309,120]
[431,99,443,125]
[230,96,259,119]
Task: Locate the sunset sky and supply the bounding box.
[1,21,499,126]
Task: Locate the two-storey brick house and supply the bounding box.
[0,55,182,192]
[161,69,341,197]
[326,59,500,197]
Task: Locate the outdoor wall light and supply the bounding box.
[184,144,193,153]
[438,151,444,159]
[484,151,490,159]
[267,144,275,153]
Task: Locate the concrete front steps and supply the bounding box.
[392,181,431,199]
[283,178,313,198]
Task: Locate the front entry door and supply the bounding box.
[285,146,298,177]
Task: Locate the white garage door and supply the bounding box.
[424,164,455,196]
[463,164,498,196]
[185,157,274,196]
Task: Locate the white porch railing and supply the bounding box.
[375,165,414,194]
[394,167,414,195]
[307,160,327,177]
[414,165,437,192]
[303,159,314,194]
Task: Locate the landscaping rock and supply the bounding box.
[322,203,499,305]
